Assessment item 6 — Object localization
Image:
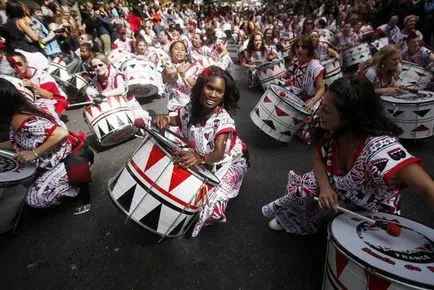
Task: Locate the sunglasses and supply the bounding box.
[10,62,24,67]
[92,63,105,69]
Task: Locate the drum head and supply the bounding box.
[381,91,434,104]
[270,84,309,115]
[329,212,434,288]
[128,84,158,99]
[146,129,220,186]
[0,150,36,184]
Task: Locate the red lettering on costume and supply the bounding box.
[362,247,395,265]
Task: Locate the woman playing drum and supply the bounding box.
[0,79,91,209]
[241,33,279,88]
[134,38,159,67]
[310,29,340,62]
[154,66,248,237]
[402,30,434,68]
[8,52,69,115]
[358,45,406,96]
[284,35,326,112]
[89,53,151,123]
[262,77,434,233]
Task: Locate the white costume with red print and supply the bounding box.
[360,66,400,89]
[112,38,134,53]
[402,47,433,67]
[91,65,150,124]
[336,32,360,52]
[391,30,423,50]
[288,58,325,100]
[262,135,420,234]
[28,67,69,115]
[179,105,248,237]
[10,115,79,208]
[314,42,330,61]
[374,24,400,40]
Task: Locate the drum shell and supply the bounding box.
[250,84,309,142]
[323,212,434,290]
[344,43,371,68]
[83,95,138,147]
[0,184,28,232]
[371,37,389,51]
[108,134,219,238]
[321,59,343,86]
[381,92,434,139]
[256,60,287,91]
[399,62,433,90]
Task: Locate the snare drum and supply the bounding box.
[46,63,71,84]
[83,95,138,147]
[0,150,36,233]
[319,29,334,45]
[121,58,161,98]
[321,59,343,86]
[256,60,287,91]
[323,212,434,290]
[0,75,35,102]
[371,37,389,51]
[62,73,91,104]
[381,91,434,139]
[108,129,220,238]
[344,43,372,69]
[108,49,132,69]
[250,84,309,142]
[399,61,433,90]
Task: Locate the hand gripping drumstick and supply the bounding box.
[313,197,401,237]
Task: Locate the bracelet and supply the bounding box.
[32,150,39,159]
[198,153,208,165]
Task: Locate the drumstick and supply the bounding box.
[313,197,401,237]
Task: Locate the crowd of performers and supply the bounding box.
[0,0,434,237]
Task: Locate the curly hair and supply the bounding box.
[310,77,403,144]
[359,44,401,72]
[0,78,52,121]
[189,66,240,126]
[246,33,266,54]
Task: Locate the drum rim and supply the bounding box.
[0,150,36,183]
[256,60,284,71]
[327,212,434,289]
[269,84,310,115]
[98,125,138,146]
[380,92,434,104]
[145,129,220,186]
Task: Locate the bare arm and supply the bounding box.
[395,163,434,211]
[17,19,40,42]
[313,147,338,209]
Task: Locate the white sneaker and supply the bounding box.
[268,218,284,231]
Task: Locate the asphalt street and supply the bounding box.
[1,50,433,289]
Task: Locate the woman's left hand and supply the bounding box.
[305,98,318,112]
[16,151,37,163]
[175,151,201,169]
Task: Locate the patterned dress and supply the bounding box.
[360,66,400,89]
[178,105,248,237]
[314,42,331,61]
[402,47,433,68]
[288,58,325,101]
[262,135,420,234]
[10,115,79,208]
[28,67,69,115]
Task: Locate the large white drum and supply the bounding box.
[0,74,35,103]
[344,43,371,68]
[323,212,434,290]
[83,95,138,147]
[250,84,309,142]
[371,37,389,51]
[108,48,132,69]
[381,91,434,139]
[0,150,35,233]
[399,61,433,90]
[321,59,343,86]
[121,58,161,98]
[256,60,287,91]
[107,129,220,238]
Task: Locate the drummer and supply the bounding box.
[89,53,151,125]
[309,29,340,62]
[154,66,248,237]
[262,77,434,233]
[336,22,361,55]
[0,79,93,211]
[241,33,279,88]
[134,38,159,67]
[391,15,423,50]
[7,52,69,116]
[402,30,434,68]
[358,45,406,96]
[283,35,325,112]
